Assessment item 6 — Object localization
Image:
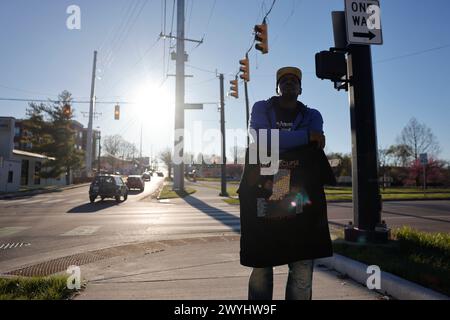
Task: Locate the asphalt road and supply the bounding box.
[0,181,449,272]
[327,201,450,233]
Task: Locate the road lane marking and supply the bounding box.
[0,227,31,238]
[61,226,101,236]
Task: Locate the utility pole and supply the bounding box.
[97,131,101,174]
[173,0,185,191]
[140,124,143,159]
[243,53,251,148]
[86,50,97,176]
[234,137,238,165]
[219,74,228,197]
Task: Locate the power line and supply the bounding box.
[0,84,59,98]
[272,0,300,46]
[99,0,140,72]
[374,44,450,64]
[0,97,139,105]
[100,0,149,76]
[203,0,217,40]
[99,36,162,97]
[263,0,277,22]
[186,64,216,74]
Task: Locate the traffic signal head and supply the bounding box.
[63,104,71,117]
[229,78,239,99]
[254,23,269,54]
[114,104,120,120]
[239,58,250,82]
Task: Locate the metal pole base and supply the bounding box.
[344,227,391,244]
[219,192,229,197]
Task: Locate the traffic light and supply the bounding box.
[239,58,250,82]
[63,104,71,117]
[254,22,269,54]
[114,104,120,120]
[315,51,347,82]
[229,77,239,99]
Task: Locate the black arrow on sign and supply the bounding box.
[353,31,376,40]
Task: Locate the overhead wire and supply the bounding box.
[99,0,141,73]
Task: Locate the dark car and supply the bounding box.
[89,175,128,203]
[142,172,151,181]
[156,172,164,177]
[126,175,145,191]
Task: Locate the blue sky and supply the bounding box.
[1,0,449,161]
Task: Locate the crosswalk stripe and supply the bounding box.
[41,199,65,204]
[0,227,31,237]
[146,225,240,233]
[61,226,101,236]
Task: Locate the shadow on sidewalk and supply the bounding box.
[181,195,240,232]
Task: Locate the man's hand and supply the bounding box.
[310,131,326,149]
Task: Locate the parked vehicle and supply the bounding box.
[126,175,145,191]
[89,175,128,203]
[156,172,164,177]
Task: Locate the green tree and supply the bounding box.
[23,91,84,183]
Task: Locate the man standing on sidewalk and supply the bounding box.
[238,67,335,300]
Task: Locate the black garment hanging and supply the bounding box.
[238,145,336,268]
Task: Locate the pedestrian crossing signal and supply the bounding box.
[229,78,239,99]
[255,22,269,54]
[114,105,120,120]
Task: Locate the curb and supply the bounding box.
[316,254,449,300]
[0,183,91,200]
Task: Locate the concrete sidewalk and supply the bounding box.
[75,236,383,300]
[73,182,384,300]
[0,183,90,200]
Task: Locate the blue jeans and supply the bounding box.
[248,260,314,300]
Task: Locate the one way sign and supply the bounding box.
[345,0,383,45]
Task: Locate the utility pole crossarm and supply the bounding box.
[159,32,204,44]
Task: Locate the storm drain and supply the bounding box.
[3,235,239,277]
[0,243,31,250]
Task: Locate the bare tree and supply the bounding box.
[120,141,137,160]
[397,118,441,161]
[159,148,173,179]
[103,135,123,158]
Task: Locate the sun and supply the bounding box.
[131,82,173,129]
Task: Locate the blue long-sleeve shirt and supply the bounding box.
[249,98,324,152]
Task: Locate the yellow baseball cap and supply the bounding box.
[276,67,302,86]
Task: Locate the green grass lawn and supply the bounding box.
[222,186,450,205]
[0,276,77,300]
[332,227,450,296]
[158,185,196,199]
